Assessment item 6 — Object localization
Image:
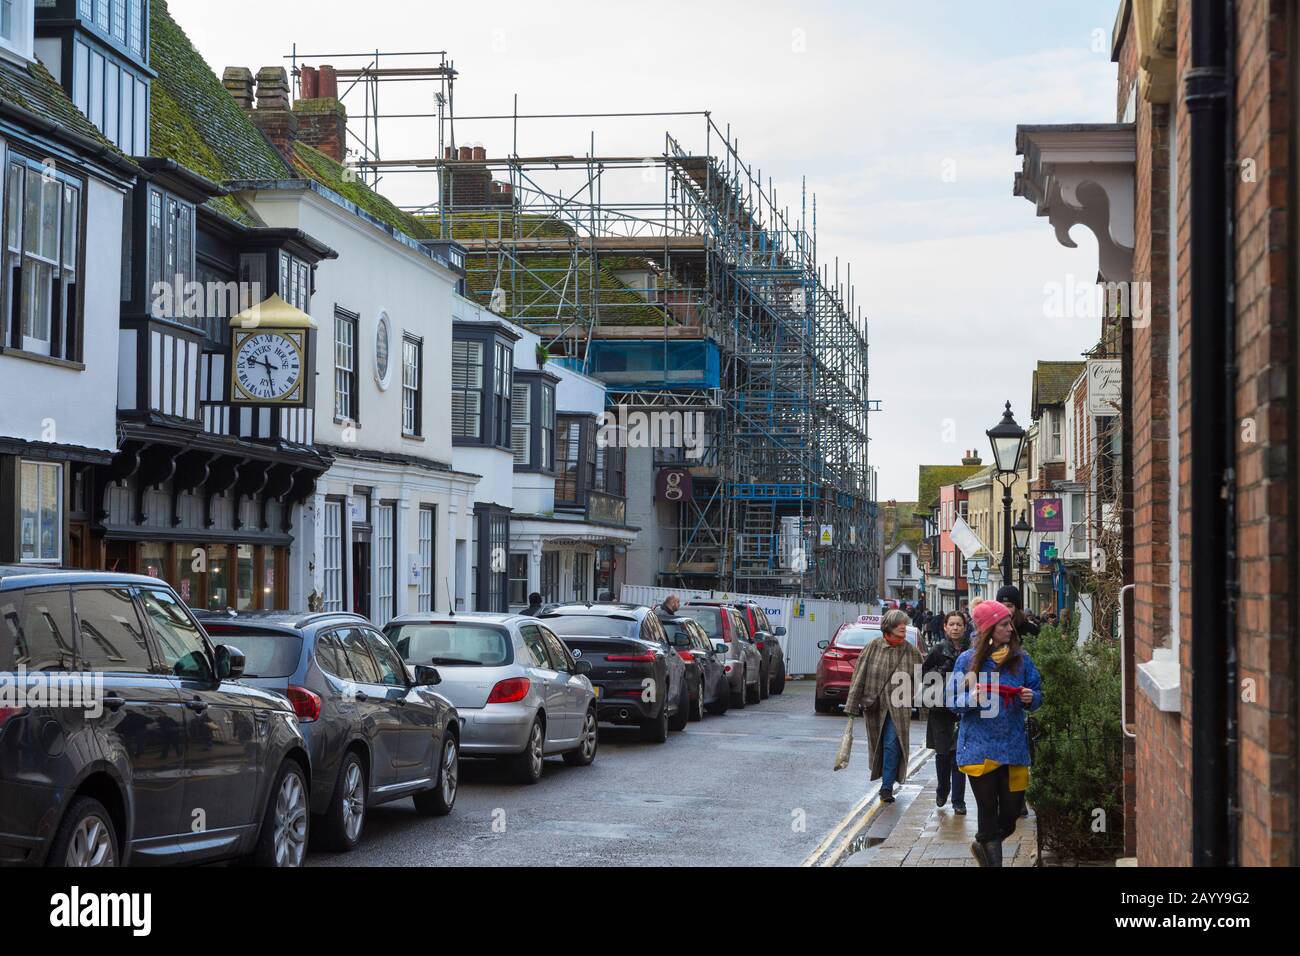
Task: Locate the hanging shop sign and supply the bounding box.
[1086,359,1122,415]
[655,468,693,502]
[1034,497,1064,532]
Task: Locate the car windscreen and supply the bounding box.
[678,606,722,639]
[834,627,880,649]
[540,614,639,639]
[204,630,302,678]
[385,623,511,666]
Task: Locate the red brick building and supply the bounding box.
[1017,0,1298,865]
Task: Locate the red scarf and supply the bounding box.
[882,631,906,647]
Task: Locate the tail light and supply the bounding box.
[287,685,321,722]
[755,641,765,650]
[0,707,24,729]
[720,613,733,642]
[677,651,694,663]
[606,652,656,662]
[487,677,531,704]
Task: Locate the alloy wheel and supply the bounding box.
[580,711,597,759]
[529,722,544,778]
[65,815,115,867]
[274,770,308,867]
[442,738,459,804]
[342,761,365,843]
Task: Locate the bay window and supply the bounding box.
[452,325,519,447]
[511,372,557,471]
[4,155,83,360]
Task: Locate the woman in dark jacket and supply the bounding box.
[923,610,969,813]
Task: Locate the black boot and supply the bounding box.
[880,787,895,803]
[936,782,949,807]
[970,840,988,866]
[983,840,1003,867]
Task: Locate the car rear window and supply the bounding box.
[386,623,511,667]
[540,614,639,639]
[1,587,75,671]
[835,627,880,648]
[679,606,722,639]
[205,629,302,678]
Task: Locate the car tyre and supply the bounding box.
[731,668,747,708]
[563,707,599,766]
[50,795,118,867]
[414,733,458,815]
[667,679,689,732]
[759,664,770,700]
[641,696,670,742]
[320,750,367,851]
[250,760,309,868]
[745,671,761,705]
[707,675,730,715]
[509,718,546,784]
[689,673,705,721]
[771,662,786,695]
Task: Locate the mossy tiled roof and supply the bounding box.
[0,58,119,152]
[150,0,288,225]
[1032,360,1086,412]
[290,141,434,239]
[917,464,984,509]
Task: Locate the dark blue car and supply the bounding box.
[195,610,460,853]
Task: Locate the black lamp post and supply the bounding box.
[1013,511,1032,597]
[987,401,1027,588]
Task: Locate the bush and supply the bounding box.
[1022,625,1124,862]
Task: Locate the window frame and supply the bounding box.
[334,307,359,423]
[17,459,63,564]
[402,333,423,438]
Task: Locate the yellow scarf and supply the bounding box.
[990,645,1010,666]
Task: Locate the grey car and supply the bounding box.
[385,613,598,784]
[679,603,763,707]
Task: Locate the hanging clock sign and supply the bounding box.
[229,293,317,406]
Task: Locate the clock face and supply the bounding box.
[233,331,303,402]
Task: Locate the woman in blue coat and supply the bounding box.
[947,599,1043,867]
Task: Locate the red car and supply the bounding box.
[814,616,921,714]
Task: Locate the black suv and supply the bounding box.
[540,603,688,742]
[690,600,787,697]
[0,568,310,867]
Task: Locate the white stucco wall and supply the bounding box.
[0,176,123,453]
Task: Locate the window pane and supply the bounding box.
[1,588,75,671]
[139,588,211,680]
[75,587,152,673]
[337,627,381,683]
[511,382,531,465]
[361,629,405,687]
[236,545,255,611]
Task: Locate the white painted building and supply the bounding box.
[882,541,922,603]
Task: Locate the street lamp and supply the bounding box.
[987,401,1027,587]
[1013,511,1032,597]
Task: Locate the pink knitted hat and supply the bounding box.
[972,599,1012,635]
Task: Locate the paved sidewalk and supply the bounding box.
[843,754,1038,867]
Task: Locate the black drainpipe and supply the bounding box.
[1185,0,1233,867]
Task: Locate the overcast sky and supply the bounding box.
[170,0,1119,501]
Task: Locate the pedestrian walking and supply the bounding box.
[948,600,1043,867]
[997,585,1040,637]
[522,592,543,616]
[923,610,969,814]
[835,609,924,802]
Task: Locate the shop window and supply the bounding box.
[19,461,62,564]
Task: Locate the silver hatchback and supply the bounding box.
[384,613,598,784]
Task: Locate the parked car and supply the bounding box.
[687,599,787,697]
[0,568,311,867]
[196,610,459,852]
[384,612,597,784]
[813,615,922,714]
[678,603,763,707]
[660,615,729,719]
[539,603,687,742]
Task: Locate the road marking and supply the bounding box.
[800,747,933,868]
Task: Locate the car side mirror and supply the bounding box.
[817,640,829,649]
[215,644,245,681]
[774,626,787,637]
[574,659,593,675]
[414,665,441,686]
[713,642,728,655]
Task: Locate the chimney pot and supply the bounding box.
[222,66,255,110]
[319,65,339,99]
[472,145,486,161]
[458,146,473,161]
[444,146,453,159]
[255,66,291,111]
[299,65,320,99]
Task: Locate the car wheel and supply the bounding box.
[710,675,730,714]
[771,662,786,695]
[759,664,770,700]
[746,670,761,705]
[667,679,689,732]
[689,673,704,721]
[508,717,546,784]
[50,796,118,867]
[563,707,599,766]
[321,751,367,851]
[731,668,747,708]
[641,696,670,742]
[814,696,836,714]
[251,760,309,867]
[414,733,458,815]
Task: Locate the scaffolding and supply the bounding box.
[284,50,878,600]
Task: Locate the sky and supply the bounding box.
[170,0,1121,501]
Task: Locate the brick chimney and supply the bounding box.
[222,67,255,110]
[440,143,517,210]
[293,63,348,164]
[961,450,982,466]
[248,66,298,162]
